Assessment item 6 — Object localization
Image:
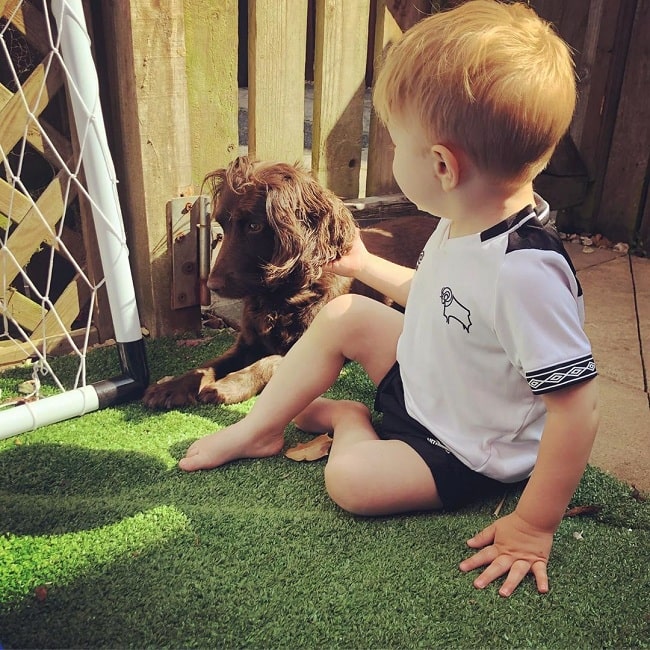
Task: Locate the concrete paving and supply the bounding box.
[568,243,650,493]
[208,243,650,494]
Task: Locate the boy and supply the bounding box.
[179,0,599,597]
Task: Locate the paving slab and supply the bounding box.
[569,245,649,492]
[577,255,644,390]
[588,375,650,492]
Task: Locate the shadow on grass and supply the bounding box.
[0,439,648,648]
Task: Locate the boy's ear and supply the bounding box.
[431,144,459,191]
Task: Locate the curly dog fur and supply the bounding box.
[143,155,437,409]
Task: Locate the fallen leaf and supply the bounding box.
[176,338,208,347]
[564,505,602,518]
[573,530,585,541]
[203,316,227,329]
[34,585,48,601]
[630,486,646,502]
[285,434,333,461]
[493,494,507,517]
[18,380,36,395]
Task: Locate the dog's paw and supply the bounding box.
[142,377,199,410]
[198,380,255,406]
[196,385,226,406]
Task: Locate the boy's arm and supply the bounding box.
[459,377,599,597]
[328,227,415,307]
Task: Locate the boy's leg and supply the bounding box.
[179,295,402,471]
[295,397,442,515]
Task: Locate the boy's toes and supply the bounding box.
[178,448,206,472]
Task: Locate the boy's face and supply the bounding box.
[387,117,440,215]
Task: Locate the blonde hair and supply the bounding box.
[373,0,576,184]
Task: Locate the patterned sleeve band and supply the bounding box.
[525,355,598,394]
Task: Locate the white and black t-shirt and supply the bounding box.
[397,198,597,482]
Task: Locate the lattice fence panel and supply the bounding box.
[0,0,111,370]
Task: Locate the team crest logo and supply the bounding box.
[440,286,471,332]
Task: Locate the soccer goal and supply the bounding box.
[0,0,148,438]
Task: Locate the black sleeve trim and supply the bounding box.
[526,355,597,394]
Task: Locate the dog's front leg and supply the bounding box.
[142,367,207,410]
[197,355,283,405]
[142,336,268,410]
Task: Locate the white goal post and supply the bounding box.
[0,0,148,438]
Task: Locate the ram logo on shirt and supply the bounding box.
[440,286,472,332]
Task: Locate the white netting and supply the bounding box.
[0,0,145,435]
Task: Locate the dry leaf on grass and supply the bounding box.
[563,505,602,518]
[285,433,333,461]
[176,338,208,347]
[34,585,48,602]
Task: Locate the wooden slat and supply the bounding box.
[596,0,649,242]
[567,0,605,148]
[366,0,401,196]
[311,0,370,199]
[573,0,638,237]
[345,193,432,224]
[0,275,94,366]
[0,84,72,170]
[0,326,100,367]
[0,169,74,285]
[0,57,64,155]
[640,178,650,248]
[0,286,43,331]
[35,273,91,337]
[247,0,307,162]
[0,0,51,55]
[183,0,239,189]
[0,177,33,225]
[99,0,198,338]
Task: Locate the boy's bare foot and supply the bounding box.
[178,420,284,471]
[293,398,370,434]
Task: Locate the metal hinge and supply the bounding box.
[167,195,220,310]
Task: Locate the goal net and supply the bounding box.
[0,0,148,438]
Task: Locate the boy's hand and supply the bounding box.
[326,227,370,278]
[459,510,553,597]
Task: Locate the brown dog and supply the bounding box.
[143,156,437,409]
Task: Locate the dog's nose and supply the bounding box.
[207,274,225,292]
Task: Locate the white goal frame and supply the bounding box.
[0,0,148,438]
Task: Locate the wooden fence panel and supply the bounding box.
[88,0,648,342]
[247,0,308,162]
[0,1,106,364]
[597,0,649,243]
[312,0,370,199]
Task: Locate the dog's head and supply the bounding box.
[205,156,357,298]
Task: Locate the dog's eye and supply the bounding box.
[247,222,263,233]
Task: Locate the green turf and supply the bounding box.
[0,330,648,649]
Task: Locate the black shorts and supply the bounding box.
[374,362,524,510]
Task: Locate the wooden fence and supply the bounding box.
[5,0,646,340]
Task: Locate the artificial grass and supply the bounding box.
[0,329,648,649]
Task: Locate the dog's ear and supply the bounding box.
[264,164,357,283]
[203,155,260,207]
